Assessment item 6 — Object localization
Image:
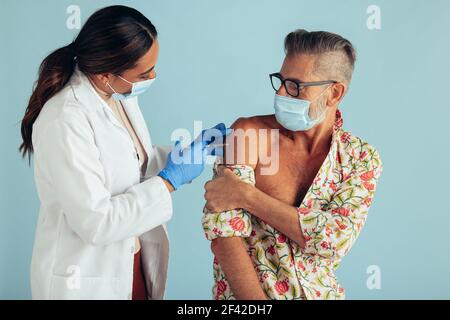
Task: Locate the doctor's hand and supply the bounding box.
[158,123,232,191]
[204,165,253,212]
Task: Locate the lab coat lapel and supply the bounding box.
[70,66,129,135]
[122,98,170,241]
[72,66,154,162]
[121,99,153,160]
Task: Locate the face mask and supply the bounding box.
[273,86,330,131]
[107,75,155,100]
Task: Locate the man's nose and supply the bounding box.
[276,85,288,97]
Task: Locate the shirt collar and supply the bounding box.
[328,109,345,168]
[333,109,343,133]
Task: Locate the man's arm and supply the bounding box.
[205,165,305,247]
[204,117,267,300]
[211,237,267,299]
[207,146,383,259]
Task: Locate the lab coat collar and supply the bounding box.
[68,63,135,116]
[68,64,153,163]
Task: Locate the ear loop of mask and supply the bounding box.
[105,75,132,95]
[308,84,332,121]
[106,81,117,94]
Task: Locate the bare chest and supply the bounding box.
[255,146,327,208]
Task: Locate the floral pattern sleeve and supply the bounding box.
[202,163,256,240]
[299,146,383,260]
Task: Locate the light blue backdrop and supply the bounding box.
[1,0,449,299]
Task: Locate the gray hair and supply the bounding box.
[284,29,356,84]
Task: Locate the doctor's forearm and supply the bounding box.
[211,237,267,300]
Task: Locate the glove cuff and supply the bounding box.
[158,169,179,191]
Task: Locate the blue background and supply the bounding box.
[1,0,449,299]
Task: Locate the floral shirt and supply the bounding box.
[202,110,383,300]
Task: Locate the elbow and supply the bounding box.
[81,231,108,247]
[75,219,114,247]
[82,225,113,246]
[211,238,220,254]
[290,238,306,250]
[296,237,307,250]
[87,238,107,247]
[291,231,306,251]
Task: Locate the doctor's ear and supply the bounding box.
[97,73,114,85]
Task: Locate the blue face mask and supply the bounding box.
[273,86,330,131]
[107,75,155,100]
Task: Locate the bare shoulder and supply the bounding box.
[230,114,277,131]
[224,115,277,167]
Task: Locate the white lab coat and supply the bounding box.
[30,64,173,300]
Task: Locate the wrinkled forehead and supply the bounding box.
[279,54,319,82]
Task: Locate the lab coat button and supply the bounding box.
[130,246,135,253]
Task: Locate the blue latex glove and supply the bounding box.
[158,123,232,190]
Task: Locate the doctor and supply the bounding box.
[19,5,229,300]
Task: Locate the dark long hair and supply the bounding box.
[19,5,158,164]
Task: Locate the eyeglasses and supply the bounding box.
[269,72,337,98]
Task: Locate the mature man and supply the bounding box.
[202,29,382,300]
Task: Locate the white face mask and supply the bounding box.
[107,75,155,100]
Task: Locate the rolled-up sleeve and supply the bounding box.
[202,163,255,240]
[298,148,383,260]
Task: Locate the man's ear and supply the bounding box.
[327,82,347,106]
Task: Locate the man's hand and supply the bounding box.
[204,165,252,212]
[204,165,306,248]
